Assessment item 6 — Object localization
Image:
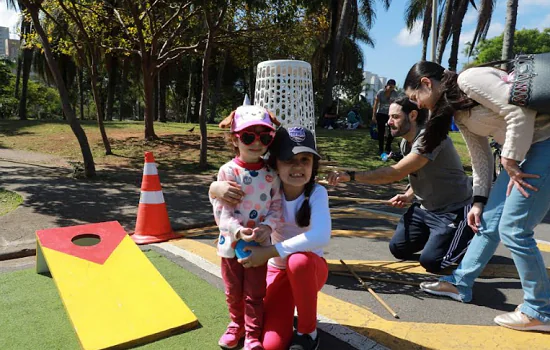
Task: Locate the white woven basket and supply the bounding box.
[254,60,316,136]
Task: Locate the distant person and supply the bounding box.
[372,79,399,155]
[322,106,338,130]
[347,106,361,129]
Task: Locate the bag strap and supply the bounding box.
[474,59,512,68]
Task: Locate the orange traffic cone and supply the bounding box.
[131,152,179,244]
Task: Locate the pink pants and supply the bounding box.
[261,252,328,350]
[221,257,267,340]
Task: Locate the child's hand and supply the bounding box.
[253,225,272,243]
[239,228,256,242]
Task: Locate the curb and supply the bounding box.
[0,220,217,262]
[0,247,36,261]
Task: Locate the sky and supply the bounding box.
[1,0,549,85]
[0,0,19,39]
[361,0,550,86]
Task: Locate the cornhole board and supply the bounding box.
[36,221,198,350]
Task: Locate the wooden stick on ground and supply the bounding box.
[331,271,421,287]
[328,196,389,205]
[340,259,399,319]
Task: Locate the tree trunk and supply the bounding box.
[192,62,202,123]
[15,55,22,98]
[18,47,33,120]
[153,73,159,121]
[118,57,130,121]
[209,50,227,123]
[501,0,518,71]
[158,69,167,122]
[24,2,95,177]
[248,45,254,103]
[448,0,469,71]
[199,32,213,169]
[435,0,453,64]
[105,54,118,121]
[78,69,84,120]
[90,59,112,155]
[421,4,432,61]
[320,0,350,126]
[185,65,194,123]
[142,59,157,140]
[15,18,31,99]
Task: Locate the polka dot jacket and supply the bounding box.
[211,157,282,258]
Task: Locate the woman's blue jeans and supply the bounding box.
[441,138,550,323]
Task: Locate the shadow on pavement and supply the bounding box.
[0,163,215,232]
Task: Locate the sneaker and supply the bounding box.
[218,323,245,349]
[420,281,463,302]
[244,337,264,350]
[494,306,550,332]
[289,331,320,350]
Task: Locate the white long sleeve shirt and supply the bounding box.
[269,184,332,269]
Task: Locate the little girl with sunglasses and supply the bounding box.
[212,105,283,350]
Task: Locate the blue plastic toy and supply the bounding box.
[235,240,260,259]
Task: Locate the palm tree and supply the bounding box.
[466,0,496,59]
[501,0,518,70]
[404,0,433,61]
[320,0,387,124]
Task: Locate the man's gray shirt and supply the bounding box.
[400,129,472,213]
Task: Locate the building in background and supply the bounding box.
[6,39,20,60]
[0,27,9,57]
[360,71,389,105]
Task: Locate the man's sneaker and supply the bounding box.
[494,307,550,332]
[289,331,320,350]
[420,281,463,302]
[218,323,245,349]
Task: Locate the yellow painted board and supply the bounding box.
[40,236,198,350]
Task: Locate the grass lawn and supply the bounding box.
[0,188,23,216]
[0,120,472,174]
[0,250,229,350]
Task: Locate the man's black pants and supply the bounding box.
[389,203,475,273]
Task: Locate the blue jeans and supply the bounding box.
[441,138,550,323]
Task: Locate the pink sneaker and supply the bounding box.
[244,337,264,350]
[218,323,245,349]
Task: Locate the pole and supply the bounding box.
[431,0,438,61]
[340,260,399,319]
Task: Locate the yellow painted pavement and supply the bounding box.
[169,237,550,350]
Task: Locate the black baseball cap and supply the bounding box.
[271,126,320,161]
